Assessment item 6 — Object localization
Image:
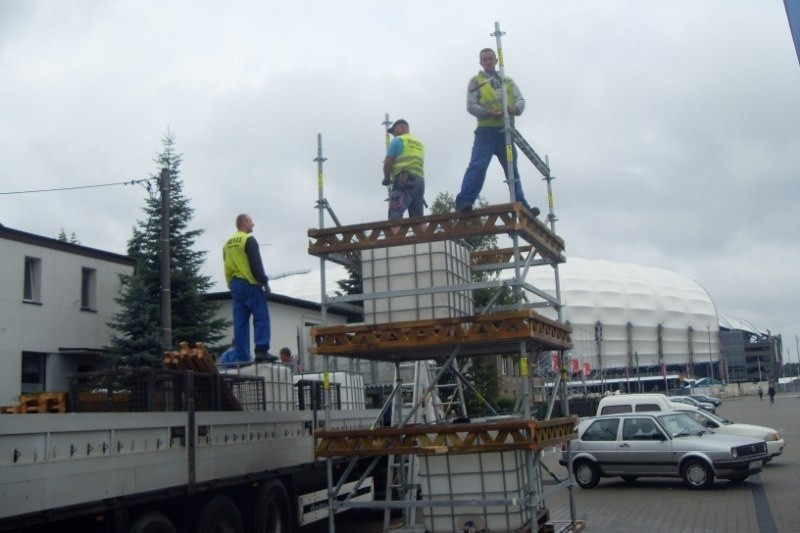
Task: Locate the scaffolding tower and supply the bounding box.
[309,22,582,533]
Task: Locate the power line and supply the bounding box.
[0,177,156,196]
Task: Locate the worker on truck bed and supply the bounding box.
[382,118,426,219]
[223,213,277,363]
[455,47,539,217]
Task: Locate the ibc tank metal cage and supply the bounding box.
[68,368,266,413]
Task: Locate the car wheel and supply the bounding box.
[573,460,600,489]
[681,459,714,490]
[621,475,638,483]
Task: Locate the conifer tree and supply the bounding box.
[107,132,227,367]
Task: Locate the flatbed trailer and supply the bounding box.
[0,368,379,533]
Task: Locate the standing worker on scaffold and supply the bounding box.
[382,118,426,220]
[455,48,539,216]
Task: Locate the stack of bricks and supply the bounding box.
[0,392,68,414]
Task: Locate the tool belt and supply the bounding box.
[394,171,421,189]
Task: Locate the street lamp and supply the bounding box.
[706,323,714,384]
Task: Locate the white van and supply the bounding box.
[596,393,682,416]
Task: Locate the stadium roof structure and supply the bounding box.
[526,258,720,369]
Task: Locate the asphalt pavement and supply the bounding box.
[544,392,800,533]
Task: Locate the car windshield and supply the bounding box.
[657,412,709,437]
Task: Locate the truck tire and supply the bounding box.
[196,495,243,533]
[253,480,292,533]
[129,511,176,533]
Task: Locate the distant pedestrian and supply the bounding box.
[758,385,763,400]
[768,383,776,405]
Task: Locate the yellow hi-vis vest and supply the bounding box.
[391,134,425,179]
[474,73,516,127]
[223,231,258,286]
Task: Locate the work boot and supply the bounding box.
[254,348,278,363]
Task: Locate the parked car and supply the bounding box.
[669,395,716,413]
[672,405,784,462]
[690,393,722,407]
[560,412,767,490]
[596,393,683,415]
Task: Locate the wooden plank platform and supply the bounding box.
[307,203,565,265]
[315,416,578,458]
[310,309,572,361]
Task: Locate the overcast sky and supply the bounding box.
[2,1,799,360]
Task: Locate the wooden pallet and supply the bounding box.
[0,392,68,414]
[315,416,578,458]
[310,309,572,362]
[163,342,244,411]
[163,341,219,373]
[307,202,566,266]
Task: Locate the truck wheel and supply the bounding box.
[196,495,243,533]
[573,460,600,489]
[681,459,714,490]
[129,511,176,533]
[253,480,292,533]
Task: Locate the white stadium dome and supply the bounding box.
[526,257,719,371]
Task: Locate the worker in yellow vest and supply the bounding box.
[222,214,276,363]
[455,48,539,216]
[382,118,425,219]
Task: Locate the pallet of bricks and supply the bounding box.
[0,392,68,414]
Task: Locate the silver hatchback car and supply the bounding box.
[560,412,767,490]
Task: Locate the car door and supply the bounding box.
[618,417,673,475]
[579,417,621,474]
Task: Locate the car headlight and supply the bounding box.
[731,448,738,459]
[769,432,780,441]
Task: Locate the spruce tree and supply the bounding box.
[107,132,227,367]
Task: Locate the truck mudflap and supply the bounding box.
[298,477,374,526]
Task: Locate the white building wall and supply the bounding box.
[0,232,133,405]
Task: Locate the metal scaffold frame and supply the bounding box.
[309,22,582,533]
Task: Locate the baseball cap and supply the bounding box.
[387,119,408,134]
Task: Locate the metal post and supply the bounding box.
[159,168,172,352]
[313,134,336,533]
[706,323,714,384]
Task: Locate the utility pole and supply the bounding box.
[796,335,800,378]
[160,168,172,352]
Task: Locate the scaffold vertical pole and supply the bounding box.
[313,134,337,533]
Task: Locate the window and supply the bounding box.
[81,267,97,310]
[582,418,619,441]
[634,403,661,412]
[23,257,42,302]
[600,404,631,415]
[623,418,664,441]
[21,352,46,393]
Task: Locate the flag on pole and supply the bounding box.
[571,358,580,375]
[551,353,560,373]
[583,362,592,378]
